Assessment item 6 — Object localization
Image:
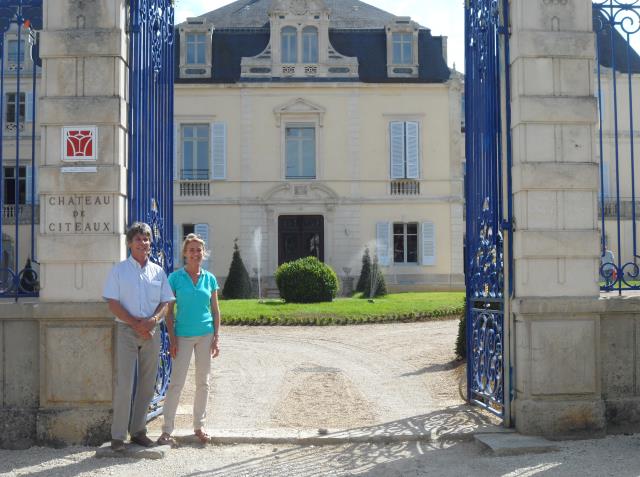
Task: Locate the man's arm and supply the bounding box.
[138,301,170,333]
[107,299,151,339]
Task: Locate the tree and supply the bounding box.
[355,247,372,294]
[367,254,388,298]
[222,239,253,299]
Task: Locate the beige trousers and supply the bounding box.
[111,323,161,441]
[162,333,213,434]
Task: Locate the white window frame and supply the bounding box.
[281,26,298,63]
[186,32,207,65]
[2,165,27,205]
[385,17,419,78]
[181,123,210,180]
[393,222,419,264]
[179,19,214,79]
[284,123,316,180]
[5,92,26,126]
[302,26,318,63]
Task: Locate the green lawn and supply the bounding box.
[219,292,465,326]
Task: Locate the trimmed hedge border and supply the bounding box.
[220,306,464,326]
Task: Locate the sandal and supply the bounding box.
[194,429,210,444]
[156,433,178,448]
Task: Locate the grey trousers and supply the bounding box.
[111,322,161,441]
[162,334,214,434]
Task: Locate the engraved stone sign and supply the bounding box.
[43,194,114,234]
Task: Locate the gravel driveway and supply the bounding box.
[147,319,468,433]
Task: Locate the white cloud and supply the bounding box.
[174,0,464,68]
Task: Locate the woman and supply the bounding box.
[158,233,221,446]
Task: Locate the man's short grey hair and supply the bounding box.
[126,222,152,244]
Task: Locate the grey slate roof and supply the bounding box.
[187,0,420,30]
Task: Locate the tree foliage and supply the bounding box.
[222,239,253,299]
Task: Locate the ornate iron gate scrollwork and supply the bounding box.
[464,0,512,418]
[127,0,175,419]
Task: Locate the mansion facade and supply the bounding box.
[172,0,465,292]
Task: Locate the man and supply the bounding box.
[103,222,174,451]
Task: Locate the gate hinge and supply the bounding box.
[498,26,510,36]
[501,220,511,231]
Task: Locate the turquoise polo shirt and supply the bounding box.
[168,268,219,337]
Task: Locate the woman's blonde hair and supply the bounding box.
[181,233,210,259]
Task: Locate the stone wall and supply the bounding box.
[0,303,113,448]
[511,295,640,437]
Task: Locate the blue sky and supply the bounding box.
[174,0,465,70]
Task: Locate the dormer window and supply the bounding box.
[186,32,207,65]
[392,33,413,65]
[302,27,318,63]
[179,18,214,79]
[386,17,419,78]
[240,0,358,79]
[281,27,297,63]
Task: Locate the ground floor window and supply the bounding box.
[3,166,26,205]
[393,222,418,263]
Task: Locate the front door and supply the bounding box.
[278,215,324,265]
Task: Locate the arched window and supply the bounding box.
[302,26,318,63]
[281,27,297,63]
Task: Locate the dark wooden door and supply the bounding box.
[278,215,324,265]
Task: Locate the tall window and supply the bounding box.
[389,121,419,179]
[392,32,413,64]
[3,166,26,205]
[186,32,207,64]
[285,126,315,179]
[281,27,297,63]
[393,222,418,264]
[302,27,318,63]
[181,124,209,180]
[7,40,25,64]
[5,92,25,124]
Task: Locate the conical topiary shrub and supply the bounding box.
[355,247,372,294]
[222,239,253,299]
[363,254,388,298]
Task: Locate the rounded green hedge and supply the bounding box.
[275,256,339,303]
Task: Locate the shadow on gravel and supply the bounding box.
[400,359,463,376]
[0,448,130,477]
[186,405,500,477]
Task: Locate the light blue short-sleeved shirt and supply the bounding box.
[103,255,175,323]
[168,268,219,337]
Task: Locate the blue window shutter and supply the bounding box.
[173,123,179,179]
[376,222,390,266]
[25,165,32,204]
[173,224,181,268]
[195,223,211,270]
[601,161,610,199]
[405,121,419,179]
[390,121,405,179]
[211,122,226,180]
[421,221,436,266]
[25,92,33,122]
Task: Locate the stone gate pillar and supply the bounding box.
[509,0,603,436]
[39,0,127,300]
[25,0,127,444]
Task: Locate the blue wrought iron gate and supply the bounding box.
[0,0,41,300]
[464,0,512,420]
[593,1,640,294]
[127,0,175,418]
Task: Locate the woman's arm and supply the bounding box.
[167,302,178,358]
[210,290,220,358]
